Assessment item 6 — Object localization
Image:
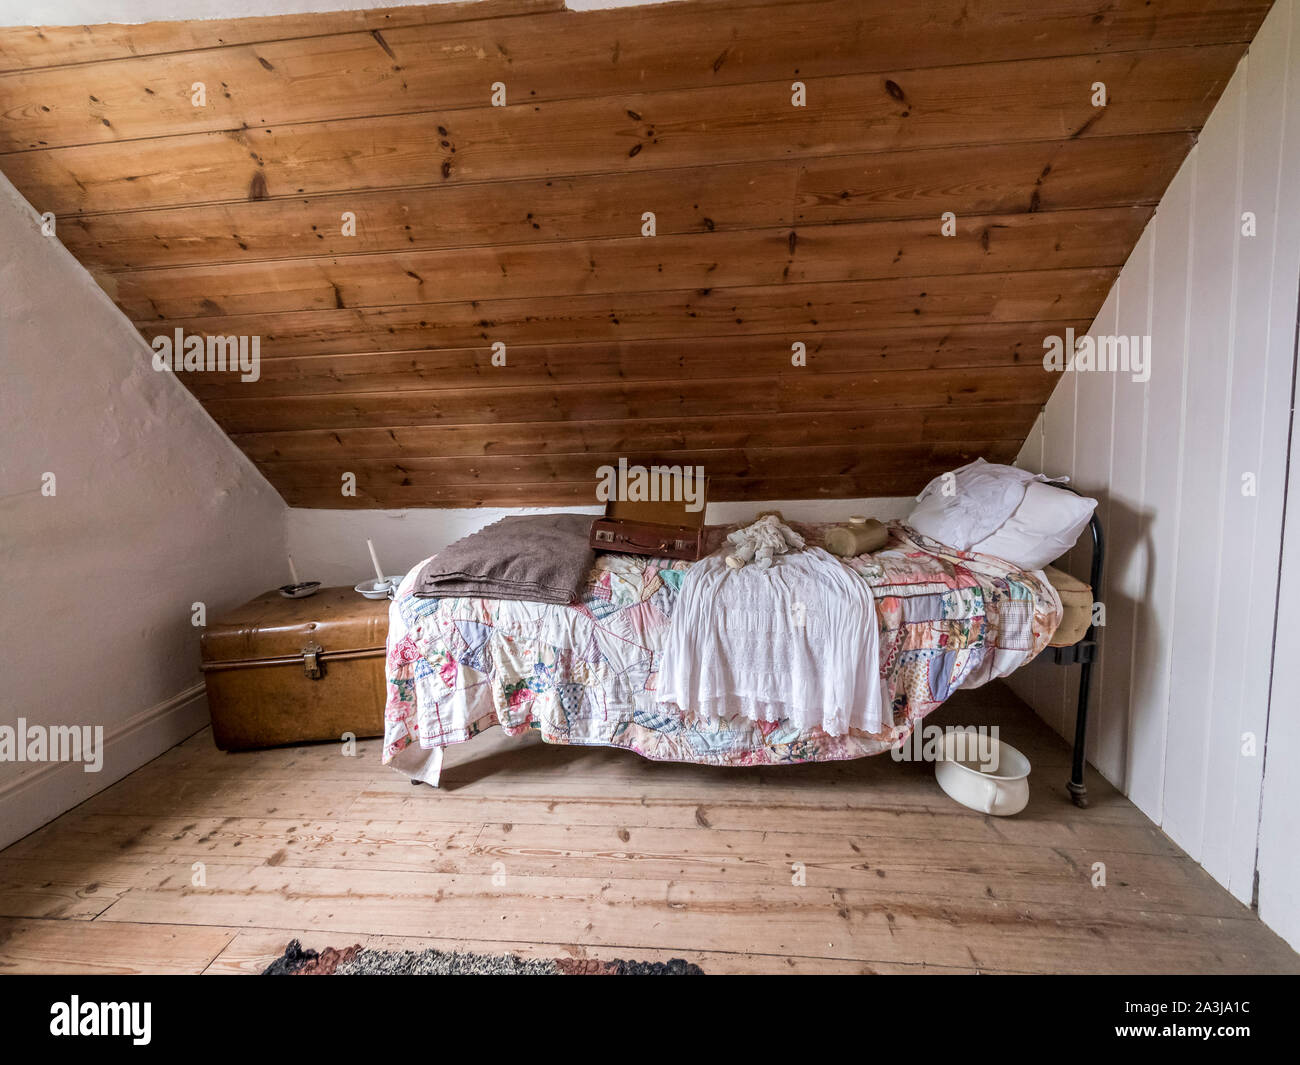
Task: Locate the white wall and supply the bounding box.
[288,496,913,586]
[0,172,287,849]
[1261,398,1300,955]
[1007,0,1300,949]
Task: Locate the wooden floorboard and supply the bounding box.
[0,682,1295,975]
[0,918,235,975]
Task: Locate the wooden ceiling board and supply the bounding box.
[2,46,1244,216]
[136,268,1120,359]
[0,0,1270,508]
[180,323,1085,401]
[200,362,1054,434]
[230,402,1045,463]
[111,205,1152,320]
[55,133,1189,273]
[0,0,1268,151]
[0,0,563,72]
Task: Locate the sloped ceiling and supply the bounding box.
[0,0,1270,507]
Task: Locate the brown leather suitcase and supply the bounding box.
[589,488,708,561]
[199,586,389,751]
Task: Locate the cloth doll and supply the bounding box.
[725,514,807,570]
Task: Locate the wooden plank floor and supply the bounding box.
[0,683,1295,975]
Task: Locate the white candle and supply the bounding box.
[288,555,300,585]
[366,539,387,586]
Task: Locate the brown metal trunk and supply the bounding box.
[199,586,389,751]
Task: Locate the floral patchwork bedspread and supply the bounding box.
[383,523,1061,769]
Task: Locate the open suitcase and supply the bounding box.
[588,480,709,561]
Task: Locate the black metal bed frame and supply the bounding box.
[1048,493,1105,809]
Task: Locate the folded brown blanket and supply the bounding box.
[412,513,596,604]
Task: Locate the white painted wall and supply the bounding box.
[1261,379,1300,956]
[288,496,913,586]
[1007,0,1300,949]
[0,172,288,849]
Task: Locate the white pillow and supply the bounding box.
[970,480,1097,570]
[908,459,1043,550]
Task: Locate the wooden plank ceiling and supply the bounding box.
[0,0,1270,508]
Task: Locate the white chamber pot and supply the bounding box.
[934,732,1031,816]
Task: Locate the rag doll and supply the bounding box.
[725,513,807,570]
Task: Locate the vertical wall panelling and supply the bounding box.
[1127,154,1195,824]
[1095,228,1153,785]
[1208,16,1293,897]
[1257,0,1300,947]
[1162,71,1244,859]
[1259,327,1300,947]
[1012,0,1300,941]
[1199,83,1251,887]
[1069,287,1119,755]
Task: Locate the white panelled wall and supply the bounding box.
[1007,0,1300,949]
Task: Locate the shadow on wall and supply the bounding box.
[1066,492,1158,802]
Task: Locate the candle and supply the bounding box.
[288,555,300,585]
[366,539,387,586]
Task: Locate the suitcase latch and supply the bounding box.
[301,640,324,680]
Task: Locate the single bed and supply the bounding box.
[382,521,1063,785]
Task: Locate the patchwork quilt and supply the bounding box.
[383,523,1062,769]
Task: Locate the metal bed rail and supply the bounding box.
[1049,490,1104,808]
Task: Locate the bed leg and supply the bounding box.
[1065,504,1104,811]
[1052,642,1095,808]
